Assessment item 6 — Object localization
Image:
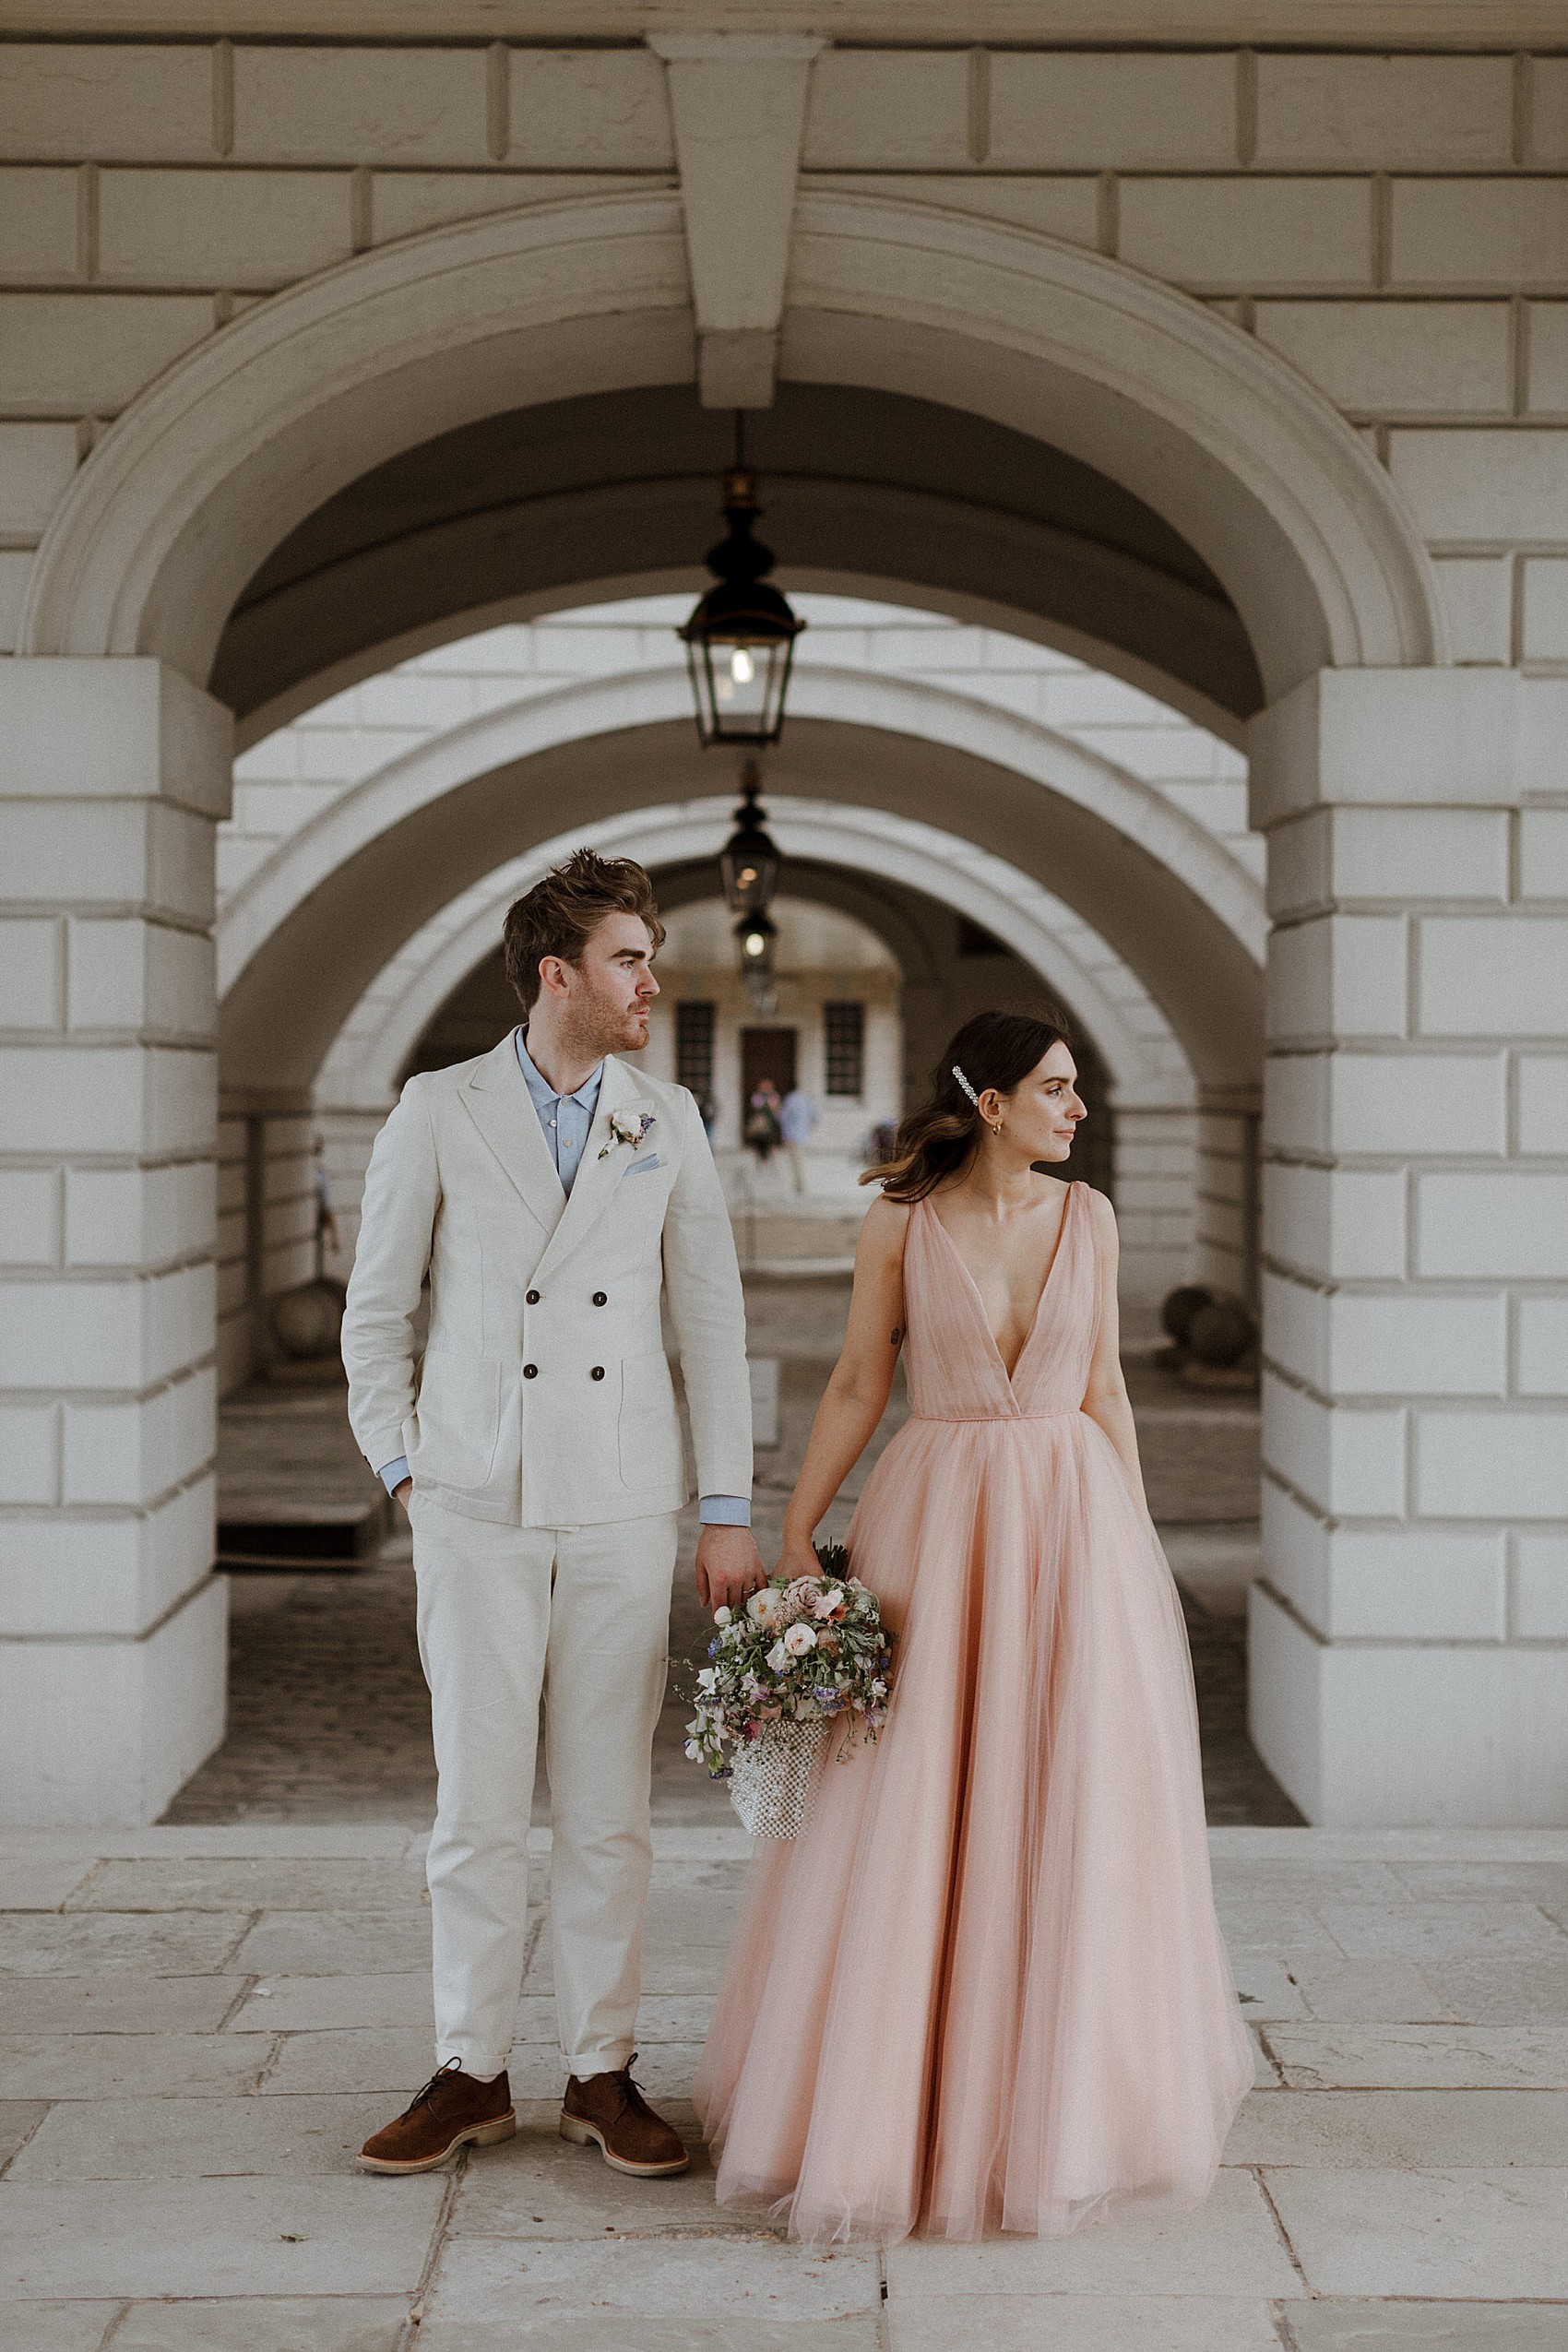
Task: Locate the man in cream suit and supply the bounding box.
[344,849,762,2178]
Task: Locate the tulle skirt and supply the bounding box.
[692,1408,1253,2244]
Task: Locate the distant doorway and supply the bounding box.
[741,1028,798,1103]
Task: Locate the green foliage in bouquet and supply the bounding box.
[682,1540,894,1780]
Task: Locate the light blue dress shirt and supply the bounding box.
[378,1028,749,1526]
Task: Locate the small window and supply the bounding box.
[824,1002,865,1097]
[675,1000,717,1099]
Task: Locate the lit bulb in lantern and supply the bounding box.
[731,647,754,685]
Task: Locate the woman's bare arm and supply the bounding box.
[777,1195,909,1578]
[1079,1190,1147,1494]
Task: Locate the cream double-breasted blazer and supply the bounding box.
[342,1034,753,1527]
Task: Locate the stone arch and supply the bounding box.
[314,799,1196,1122]
[21,189,1443,709]
[214,666,1262,1103]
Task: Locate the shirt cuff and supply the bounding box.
[698,1493,751,1527]
[377,1456,410,1494]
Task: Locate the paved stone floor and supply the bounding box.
[32,1278,1568,2343]
[3,1821,1567,2346]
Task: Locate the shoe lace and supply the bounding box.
[399,2056,464,2120]
[609,2054,657,2123]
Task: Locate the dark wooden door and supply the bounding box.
[741,1028,798,1102]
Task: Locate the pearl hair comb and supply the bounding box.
[951,1064,980,1108]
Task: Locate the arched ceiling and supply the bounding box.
[220,705,1257,1100]
[212,382,1263,727]
[315,808,1183,1122]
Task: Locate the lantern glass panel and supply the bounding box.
[684,633,797,749]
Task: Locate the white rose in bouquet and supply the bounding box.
[783,1623,817,1657]
[747,1588,783,1627]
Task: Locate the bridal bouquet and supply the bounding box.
[683,1543,894,1839]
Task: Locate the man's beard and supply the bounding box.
[564,995,648,1060]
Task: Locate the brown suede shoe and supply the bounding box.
[560,2055,690,2177]
[357,2058,516,2174]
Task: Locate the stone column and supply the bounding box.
[1250,669,1568,1824]
[0,659,231,1825]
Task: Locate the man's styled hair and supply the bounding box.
[502,849,666,1012]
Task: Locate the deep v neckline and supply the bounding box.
[924,1184,1078,1392]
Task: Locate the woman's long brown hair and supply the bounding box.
[863,1009,1074,1204]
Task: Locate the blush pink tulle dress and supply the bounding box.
[693,1183,1253,2246]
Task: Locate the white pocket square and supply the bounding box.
[628,1152,662,1173]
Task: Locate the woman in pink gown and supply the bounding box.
[694,1011,1252,2245]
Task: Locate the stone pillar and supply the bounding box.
[0,659,231,1825]
[1194,1087,1262,1306]
[1110,1104,1197,1311]
[1250,669,1568,1825]
[216,1087,317,1396]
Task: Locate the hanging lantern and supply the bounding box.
[679,429,804,749]
[735,909,779,1017]
[734,909,778,979]
[719,761,782,919]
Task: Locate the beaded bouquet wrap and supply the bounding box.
[683,1542,894,1839]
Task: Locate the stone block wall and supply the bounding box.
[3,41,1567,662]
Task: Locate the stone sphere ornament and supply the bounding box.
[1186,1295,1257,1368]
[268,1277,345,1361]
[1159,1285,1215,1346]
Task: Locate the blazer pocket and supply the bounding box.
[409,1352,505,1489]
[617,1354,683,1491]
[627,1153,662,1173]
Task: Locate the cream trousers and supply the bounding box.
[411,1491,679,2081]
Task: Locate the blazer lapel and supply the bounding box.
[530,1055,654,1286]
[458,1031,565,1238]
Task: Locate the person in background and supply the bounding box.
[743,1078,782,1166]
[779,1084,819,1193]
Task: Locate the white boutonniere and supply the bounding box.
[598,1109,656,1160]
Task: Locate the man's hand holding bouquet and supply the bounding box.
[683,1542,894,1837]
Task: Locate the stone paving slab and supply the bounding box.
[1313,1900,1562,1959]
[1277,1956,1453,2023]
[67,1860,427,1914]
[1386,1859,1568,1912]
[224,1972,434,2034]
[415,2320,880,2352]
[1281,2303,1568,2348]
[421,2236,883,2329]
[1227,2085,1568,2166]
[1419,1954,1568,2024]
[109,2303,411,2351]
[0,1829,417,1862]
[257,2027,435,2097]
[1230,1957,1308,2020]
[0,2109,43,2172]
[0,2036,273,2102]
[0,1977,248,2036]
[0,1861,97,1912]
[1265,2165,1568,2297]
[231,1909,434,1978]
[448,2121,785,2240]
[0,2306,113,2352]
[9,2094,392,2180]
[0,2174,447,2298]
[1265,2022,1568,2089]
[886,2295,1285,2350]
[885,2172,1300,2297]
[0,1914,252,1976]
